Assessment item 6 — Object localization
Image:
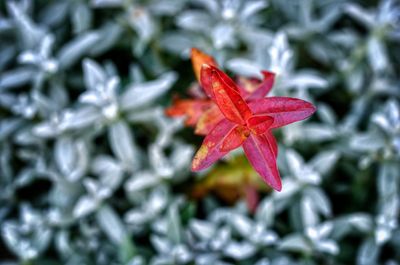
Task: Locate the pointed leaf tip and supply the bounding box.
[191,48,218,83]
[200,63,216,99]
[243,134,282,191]
[249,97,316,128]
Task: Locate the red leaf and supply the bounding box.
[243,134,282,191]
[245,185,260,213]
[220,125,249,152]
[248,97,316,128]
[265,131,278,158]
[246,71,275,101]
[192,119,237,171]
[236,71,275,99]
[191,48,218,83]
[246,114,274,135]
[165,98,212,126]
[200,64,216,99]
[195,105,224,135]
[210,66,252,124]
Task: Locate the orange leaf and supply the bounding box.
[165,97,212,126]
[191,48,218,83]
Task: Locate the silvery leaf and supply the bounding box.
[256,198,275,228]
[125,186,168,224]
[268,32,293,75]
[301,196,318,228]
[241,1,268,20]
[226,58,263,79]
[357,238,379,265]
[160,32,196,56]
[190,220,216,240]
[378,163,398,196]
[210,226,231,250]
[255,258,271,265]
[96,205,127,245]
[284,72,328,90]
[125,171,160,193]
[171,245,192,263]
[61,107,102,131]
[148,0,186,15]
[147,186,169,215]
[343,3,374,28]
[0,67,34,90]
[167,204,182,244]
[316,240,339,255]
[124,209,149,225]
[212,24,235,49]
[230,214,253,237]
[0,46,16,71]
[149,144,173,178]
[375,225,392,245]
[83,58,106,90]
[317,103,337,125]
[302,124,337,142]
[223,241,256,260]
[0,144,12,180]
[90,0,123,7]
[372,99,400,132]
[193,0,219,15]
[273,178,301,201]
[127,256,145,265]
[279,234,312,254]
[305,221,334,239]
[309,150,339,176]
[6,1,45,49]
[2,207,52,260]
[130,6,154,42]
[285,149,304,177]
[38,1,69,27]
[195,254,219,265]
[130,64,145,84]
[351,215,374,232]
[151,235,171,254]
[91,155,122,178]
[120,72,176,110]
[305,187,332,217]
[57,32,100,69]
[0,118,23,141]
[108,121,139,170]
[90,23,123,56]
[83,178,112,200]
[54,137,88,182]
[176,11,212,32]
[71,2,92,34]
[350,132,385,152]
[170,143,194,172]
[2,221,47,260]
[367,37,388,73]
[73,195,98,218]
[249,225,278,246]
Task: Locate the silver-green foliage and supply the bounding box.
[0,0,399,264]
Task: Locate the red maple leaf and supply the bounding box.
[165,48,275,135]
[191,65,316,191]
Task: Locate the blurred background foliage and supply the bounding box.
[0,0,399,264]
